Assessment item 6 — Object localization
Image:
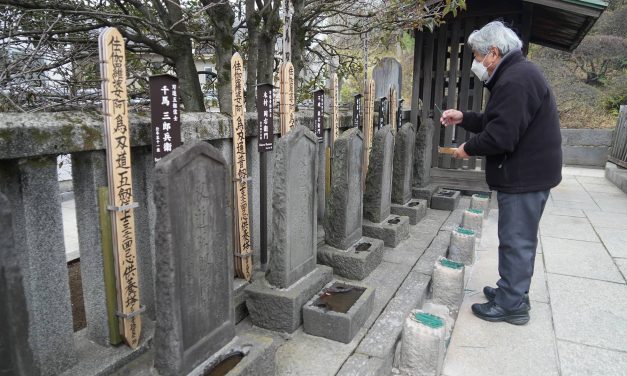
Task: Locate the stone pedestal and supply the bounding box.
[430,188,461,211]
[245,266,333,333]
[391,199,427,225]
[303,281,375,343]
[317,237,384,281]
[246,126,332,332]
[363,215,410,248]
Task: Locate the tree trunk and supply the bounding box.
[257,0,281,84]
[291,0,306,97]
[164,0,206,111]
[170,45,206,112]
[204,0,235,114]
[245,0,260,111]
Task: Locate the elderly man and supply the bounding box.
[440,21,562,325]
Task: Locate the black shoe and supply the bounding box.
[471,301,530,325]
[483,286,531,310]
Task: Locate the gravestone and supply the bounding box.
[391,123,427,225]
[373,58,402,101]
[246,125,332,333]
[362,126,410,247]
[153,141,235,375]
[0,193,36,376]
[318,128,385,280]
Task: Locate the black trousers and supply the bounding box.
[494,190,550,311]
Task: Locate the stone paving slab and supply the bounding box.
[541,236,624,283]
[585,211,627,230]
[595,228,627,258]
[543,206,586,218]
[442,298,560,376]
[547,273,627,352]
[615,259,627,281]
[591,196,627,214]
[581,182,625,194]
[540,214,599,242]
[549,199,601,211]
[557,340,627,376]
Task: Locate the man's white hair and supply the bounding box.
[467,21,523,56]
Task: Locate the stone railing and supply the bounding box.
[0,110,354,375]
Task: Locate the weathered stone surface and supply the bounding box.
[392,123,416,205]
[470,193,490,217]
[303,281,375,343]
[412,184,439,206]
[373,57,402,100]
[153,141,235,376]
[245,265,333,333]
[188,333,275,376]
[362,215,410,248]
[413,119,434,187]
[364,125,395,223]
[336,354,387,376]
[605,162,627,194]
[391,199,427,225]
[563,146,609,167]
[448,228,476,266]
[430,188,461,211]
[325,128,364,249]
[317,237,385,280]
[462,209,484,237]
[0,193,37,376]
[561,128,614,147]
[0,156,77,375]
[266,125,319,288]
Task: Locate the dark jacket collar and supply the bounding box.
[485,49,525,91]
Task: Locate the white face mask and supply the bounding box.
[471,52,492,82]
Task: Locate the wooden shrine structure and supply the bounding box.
[410,0,607,190]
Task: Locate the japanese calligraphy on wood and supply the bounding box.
[150,74,181,164]
[353,94,363,130]
[313,89,324,142]
[257,83,274,152]
[279,62,295,135]
[231,53,253,281]
[389,87,397,134]
[331,73,339,146]
[363,79,375,186]
[98,27,141,349]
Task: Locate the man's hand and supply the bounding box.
[440,109,463,126]
[453,142,470,159]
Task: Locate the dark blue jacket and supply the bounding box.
[462,49,562,193]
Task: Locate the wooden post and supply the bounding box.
[330,73,339,146]
[389,86,397,134]
[231,53,254,281]
[279,62,295,135]
[363,79,375,186]
[98,27,141,349]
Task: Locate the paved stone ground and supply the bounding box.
[443,167,627,376]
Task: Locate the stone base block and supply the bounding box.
[430,189,461,211]
[412,184,439,206]
[187,333,275,376]
[362,215,410,248]
[317,237,384,280]
[391,199,427,225]
[234,279,250,323]
[303,281,375,344]
[245,265,333,333]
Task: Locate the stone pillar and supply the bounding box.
[392,123,416,205]
[0,157,77,375]
[71,150,110,345]
[413,118,434,187]
[0,192,37,376]
[364,125,394,223]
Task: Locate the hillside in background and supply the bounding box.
[529,0,626,129]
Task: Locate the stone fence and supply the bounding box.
[0,110,353,375]
[561,128,614,167]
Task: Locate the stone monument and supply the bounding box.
[373,57,402,100]
[318,128,385,280]
[391,122,427,225]
[245,125,333,333]
[362,125,410,247]
[153,141,274,376]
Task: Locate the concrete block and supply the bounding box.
[412,184,439,206]
[245,265,333,333]
[431,258,465,318]
[461,209,484,237]
[562,145,609,167]
[470,193,490,217]
[234,279,250,323]
[317,237,384,280]
[391,199,427,225]
[187,333,275,376]
[448,227,476,266]
[362,215,410,247]
[303,281,375,343]
[400,310,447,376]
[430,189,461,211]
